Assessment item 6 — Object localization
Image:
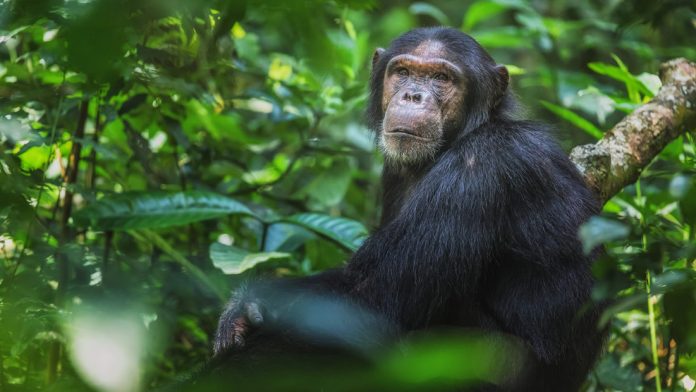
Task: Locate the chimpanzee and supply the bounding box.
[213,27,605,391]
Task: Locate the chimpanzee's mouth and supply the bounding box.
[386,128,431,140]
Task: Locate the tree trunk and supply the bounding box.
[569,58,696,202]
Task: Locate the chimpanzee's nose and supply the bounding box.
[402,91,423,103]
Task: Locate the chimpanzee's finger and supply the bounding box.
[231,318,248,347]
[246,302,264,326]
[233,332,245,347]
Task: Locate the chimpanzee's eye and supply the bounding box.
[433,72,449,82]
[396,68,409,77]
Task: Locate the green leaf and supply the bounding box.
[504,64,525,75]
[471,27,531,48]
[540,101,603,139]
[209,243,290,275]
[183,99,250,143]
[263,223,315,252]
[74,191,256,231]
[408,3,451,26]
[301,158,353,208]
[462,1,507,31]
[588,57,653,103]
[651,269,696,295]
[515,13,546,35]
[282,213,367,252]
[578,216,630,254]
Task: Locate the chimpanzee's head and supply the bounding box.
[367,27,511,164]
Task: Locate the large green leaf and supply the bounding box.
[74,191,256,231]
[282,213,368,252]
[210,242,290,275]
[471,27,532,48]
[263,223,315,252]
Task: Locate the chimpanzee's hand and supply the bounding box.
[213,286,265,355]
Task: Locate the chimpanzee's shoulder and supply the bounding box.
[456,119,565,157]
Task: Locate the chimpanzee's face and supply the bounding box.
[377,40,467,163]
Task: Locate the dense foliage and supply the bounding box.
[1,0,695,391]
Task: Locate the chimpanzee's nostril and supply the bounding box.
[402,91,423,103]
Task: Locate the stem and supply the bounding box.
[46,342,60,384]
[260,223,268,252]
[102,230,113,286]
[0,353,6,389]
[638,179,662,390]
[672,343,679,392]
[646,270,663,392]
[231,148,305,196]
[86,101,103,189]
[59,100,89,286]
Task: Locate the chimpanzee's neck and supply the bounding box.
[379,160,433,226]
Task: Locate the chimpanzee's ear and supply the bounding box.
[495,65,510,92]
[372,48,385,69]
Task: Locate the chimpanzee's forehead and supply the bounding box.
[407,40,450,60]
[391,39,462,74]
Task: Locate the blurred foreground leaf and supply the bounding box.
[578,216,630,254]
[381,333,524,386]
[594,354,643,391]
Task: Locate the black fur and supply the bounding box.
[212,27,605,391]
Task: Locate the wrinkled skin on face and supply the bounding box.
[377,41,467,163]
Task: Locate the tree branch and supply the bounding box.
[570,58,696,202]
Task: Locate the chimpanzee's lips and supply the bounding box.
[385,128,431,140]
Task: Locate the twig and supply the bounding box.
[47,98,89,384]
[86,101,103,189]
[646,271,663,392]
[102,230,113,286]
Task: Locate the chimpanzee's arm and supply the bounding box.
[346,121,598,329]
[214,268,354,353]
